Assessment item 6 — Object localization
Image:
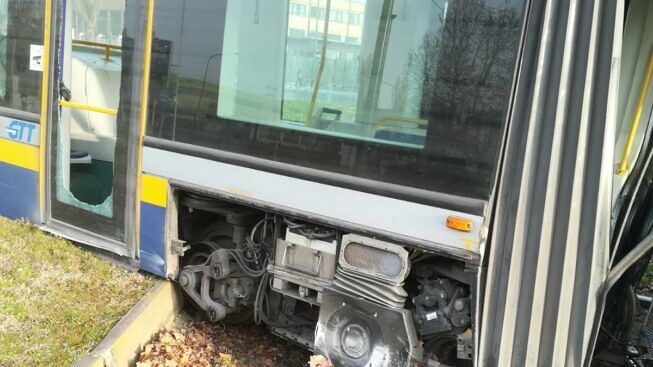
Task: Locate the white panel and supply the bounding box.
[143,147,484,253]
[69,51,121,162]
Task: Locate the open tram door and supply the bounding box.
[44,0,151,258]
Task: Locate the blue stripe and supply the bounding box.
[139,201,166,276]
[0,161,39,223]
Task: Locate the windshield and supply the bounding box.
[147,0,526,200]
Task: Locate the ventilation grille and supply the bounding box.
[331,235,410,309]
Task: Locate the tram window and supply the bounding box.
[147,0,526,199]
[0,0,45,115]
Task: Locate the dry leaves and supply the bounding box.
[308,355,333,367]
[137,321,310,367]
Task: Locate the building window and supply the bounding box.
[290,3,306,16]
[330,10,343,23]
[348,13,361,25]
[310,6,325,19]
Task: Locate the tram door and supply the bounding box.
[47,0,147,256]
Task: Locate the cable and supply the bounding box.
[228,249,267,277]
[599,325,628,346]
[283,217,305,229]
[253,272,314,328]
[282,216,336,240]
[254,272,270,324]
[250,217,273,246]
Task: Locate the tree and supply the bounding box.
[74,0,102,41]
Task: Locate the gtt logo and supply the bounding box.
[6,120,36,144]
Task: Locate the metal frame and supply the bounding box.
[478,0,622,365]
[166,178,481,263]
[40,0,156,259]
[39,0,53,223]
[143,136,487,216]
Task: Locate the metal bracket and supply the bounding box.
[170,239,189,256]
[282,243,323,276]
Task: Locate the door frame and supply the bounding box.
[40,0,156,259]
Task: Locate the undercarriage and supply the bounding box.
[174,191,475,367]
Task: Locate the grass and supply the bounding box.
[282,99,358,123]
[0,217,155,366]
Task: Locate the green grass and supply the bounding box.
[282,99,358,123]
[0,217,155,366]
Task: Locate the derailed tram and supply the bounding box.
[0,0,652,365]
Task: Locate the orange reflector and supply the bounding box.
[446,216,472,232]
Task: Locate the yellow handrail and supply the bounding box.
[617,48,653,175]
[375,115,429,128]
[59,100,118,116]
[72,39,121,61]
[305,0,332,126]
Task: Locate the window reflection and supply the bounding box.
[72,0,124,46]
[0,0,44,114]
[216,0,445,148]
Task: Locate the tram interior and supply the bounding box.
[55,0,123,215]
[214,0,438,147]
[614,0,653,198]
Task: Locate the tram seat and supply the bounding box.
[70,150,91,165]
[374,128,426,146]
[326,121,373,137]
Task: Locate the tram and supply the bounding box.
[0,0,651,365]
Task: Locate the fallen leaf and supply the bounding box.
[309,355,333,367]
[137,320,310,367]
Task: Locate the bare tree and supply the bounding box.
[420,0,521,125]
[396,0,523,172]
[74,0,102,41]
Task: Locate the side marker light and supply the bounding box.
[446,216,472,232]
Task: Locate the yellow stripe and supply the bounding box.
[0,139,39,171]
[141,174,167,207]
[39,0,53,221]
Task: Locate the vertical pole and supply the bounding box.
[616,48,653,175]
[359,0,394,125]
[39,0,53,223]
[135,0,156,257]
[305,0,331,126]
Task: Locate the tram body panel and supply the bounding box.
[139,173,167,276]
[0,120,40,222]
